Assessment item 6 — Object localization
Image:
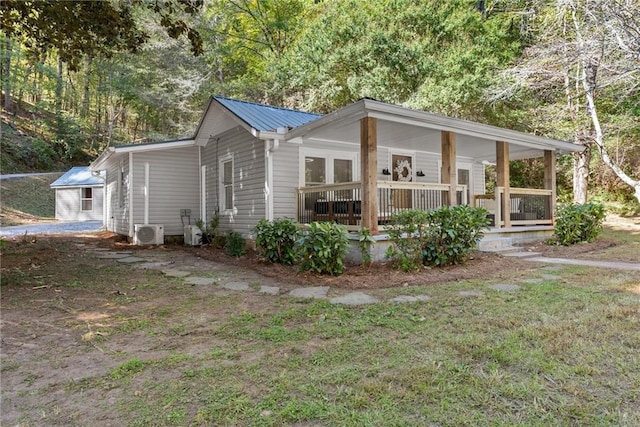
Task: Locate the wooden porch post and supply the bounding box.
[496,141,511,228]
[441,131,457,206]
[361,117,378,233]
[544,149,557,225]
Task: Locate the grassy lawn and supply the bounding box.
[0,174,61,226]
[1,227,639,426]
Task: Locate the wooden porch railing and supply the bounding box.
[297,181,467,230]
[474,187,554,228]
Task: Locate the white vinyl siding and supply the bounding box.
[201,126,266,237]
[54,186,103,221]
[130,147,200,236]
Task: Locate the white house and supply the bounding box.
[90,96,582,244]
[50,166,105,222]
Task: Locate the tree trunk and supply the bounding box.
[2,38,12,113]
[81,56,92,118]
[56,55,63,114]
[573,148,591,204]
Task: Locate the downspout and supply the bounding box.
[144,162,149,224]
[128,152,134,238]
[264,127,286,221]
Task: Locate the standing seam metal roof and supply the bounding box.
[50,166,104,187]
[214,96,322,132]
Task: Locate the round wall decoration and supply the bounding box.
[394,159,412,182]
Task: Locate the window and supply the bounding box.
[220,154,234,213]
[81,187,93,211]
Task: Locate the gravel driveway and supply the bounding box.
[0,221,103,238]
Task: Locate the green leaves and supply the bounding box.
[385,206,490,270]
[554,202,606,245]
[255,218,300,265]
[298,222,349,275]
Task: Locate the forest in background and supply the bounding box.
[1,0,639,208]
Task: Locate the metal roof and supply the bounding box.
[50,166,104,188]
[214,96,322,132]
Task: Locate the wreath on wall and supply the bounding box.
[394,159,412,182]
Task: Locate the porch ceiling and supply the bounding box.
[303,119,547,162]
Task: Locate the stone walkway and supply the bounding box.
[86,245,640,306]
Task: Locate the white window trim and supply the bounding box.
[219,153,234,215]
[81,187,93,212]
[300,148,358,187]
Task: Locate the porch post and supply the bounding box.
[496,141,511,228]
[441,131,457,206]
[544,149,557,225]
[361,117,378,233]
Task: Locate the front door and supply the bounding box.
[391,154,413,209]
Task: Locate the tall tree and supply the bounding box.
[492,0,640,204]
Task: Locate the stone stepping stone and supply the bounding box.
[541,274,558,280]
[289,286,329,299]
[391,295,431,303]
[134,262,172,269]
[96,252,132,259]
[521,278,543,284]
[459,290,484,297]
[91,248,111,252]
[259,286,280,295]
[221,281,250,291]
[162,269,191,278]
[489,284,521,292]
[116,256,147,263]
[184,277,217,286]
[330,292,379,306]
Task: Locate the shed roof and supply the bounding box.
[50,166,104,188]
[213,96,322,132]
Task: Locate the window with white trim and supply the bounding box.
[220,154,234,213]
[81,187,93,211]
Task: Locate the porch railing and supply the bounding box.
[474,187,553,227]
[297,181,467,230]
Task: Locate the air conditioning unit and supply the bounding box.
[134,224,164,245]
[184,225,201,246]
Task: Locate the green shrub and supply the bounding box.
[385,209,431,271]
[224,231,246,257]
[422,205,490,266]
[357,227,375,267]
[255,218,300,265]
[554,202,605,245]
[385,206,490,270]
[299,222,349,275]
[196,215,219,245]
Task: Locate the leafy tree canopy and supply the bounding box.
[0,0,204,70]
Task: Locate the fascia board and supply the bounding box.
[284,100,368,140]
[90,147,116,170]
[364,101,580,153]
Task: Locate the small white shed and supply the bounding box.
[50,166,105,222]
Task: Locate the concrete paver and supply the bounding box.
[390,295,431,303]
[489,284,521,292]
[289,287,329,299]
[524,257,640,271]
[222,282,250,291]
[330,292,380,306]
[259,286,280,295]
[184,277,217,286]
[459,290,484,297]
[116,256,147,263]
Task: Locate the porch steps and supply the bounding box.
[477,236,520,253]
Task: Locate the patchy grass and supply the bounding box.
[0,174,61,226]
[1,233,639,427]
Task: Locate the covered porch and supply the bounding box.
[290,99,576,234]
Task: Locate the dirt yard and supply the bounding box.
[1,215,638,426]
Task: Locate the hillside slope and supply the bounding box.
[1,174,62,226]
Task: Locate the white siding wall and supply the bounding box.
[131,147,200,236]
[104,157,130,235]
[272,141,300,219]
[54,186,104,221]
[201,126,266,237]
